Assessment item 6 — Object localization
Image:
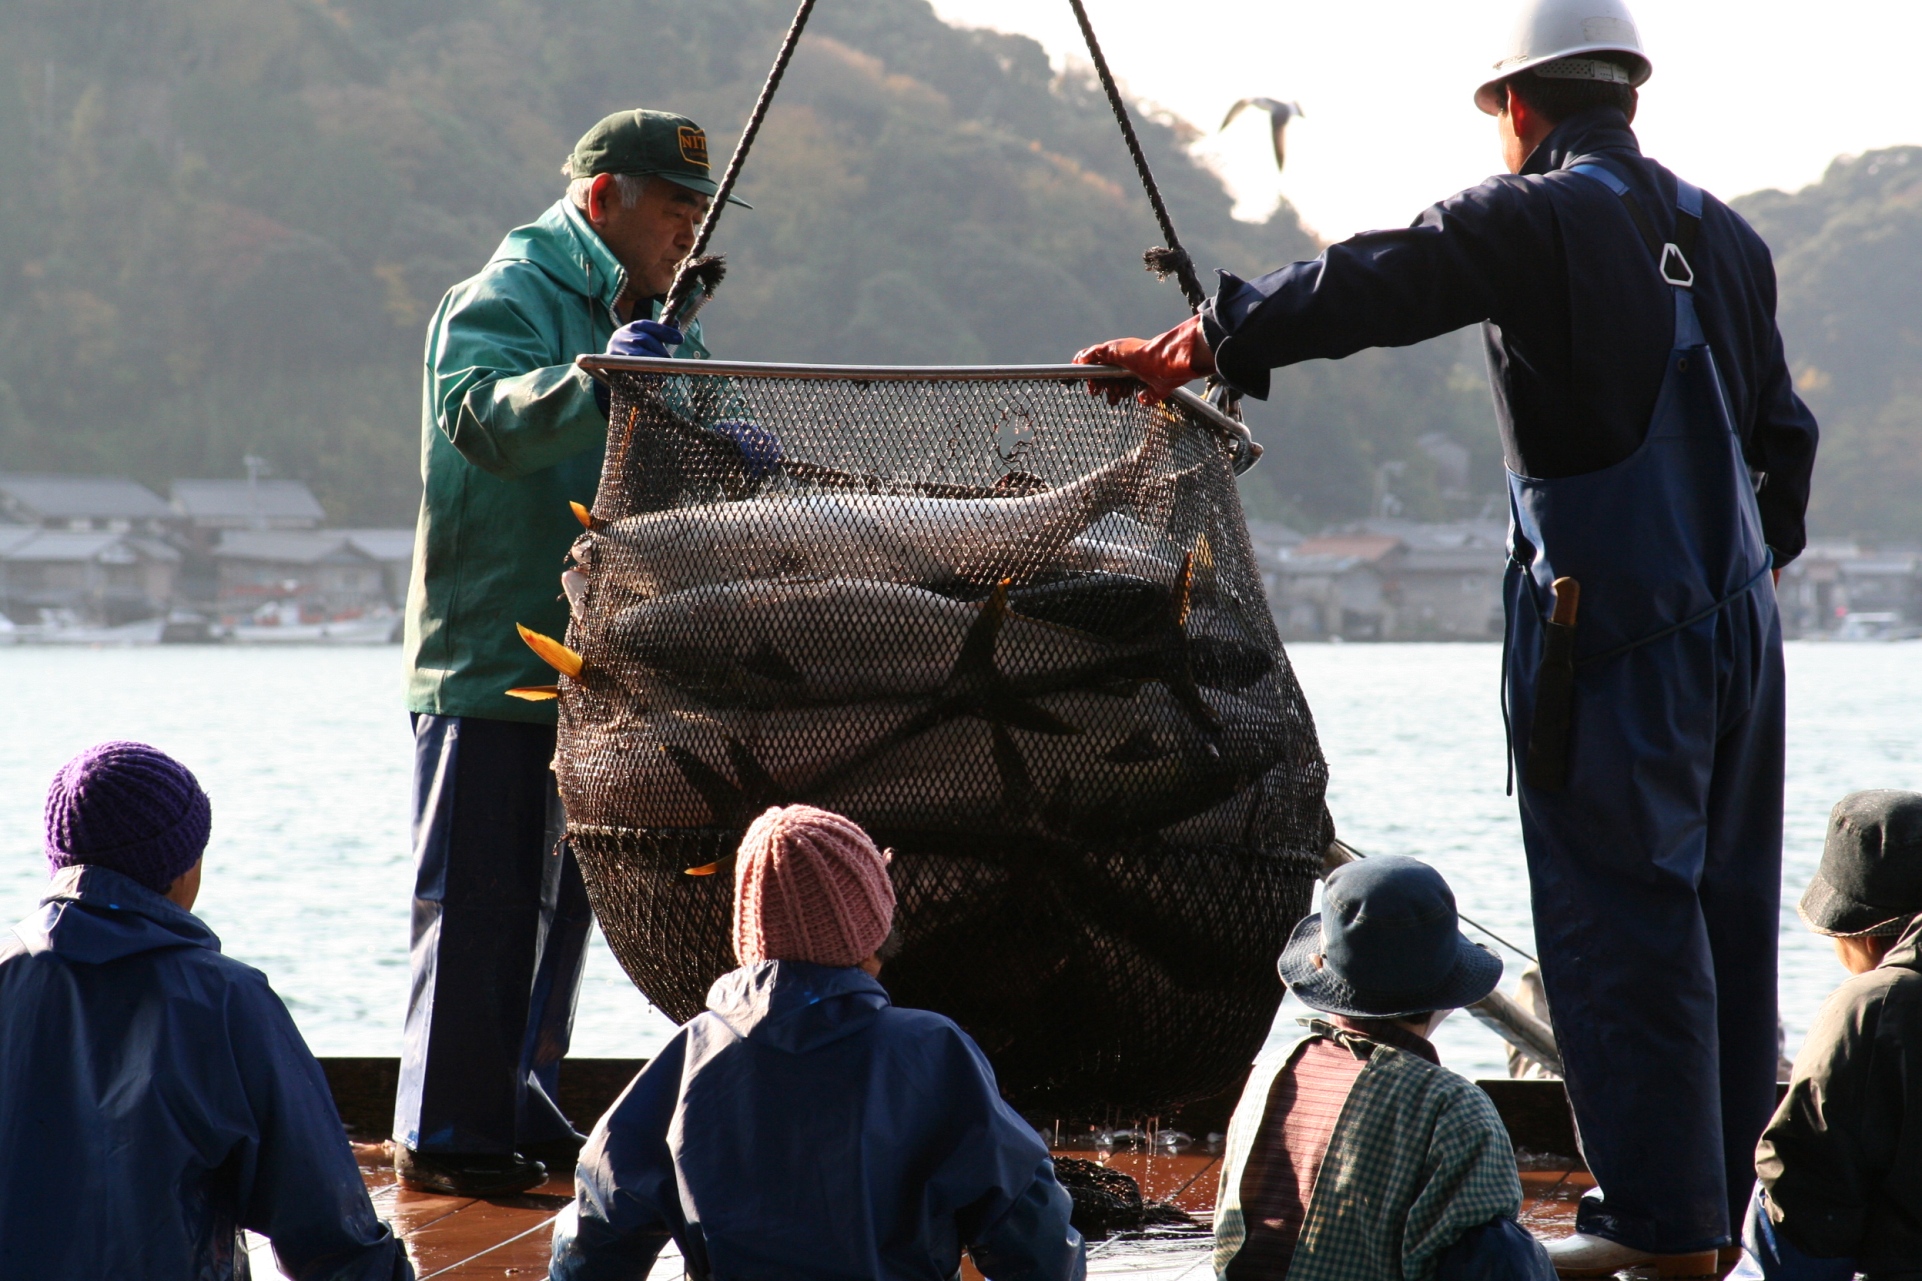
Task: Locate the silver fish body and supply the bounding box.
[575,701,923,829]
[600,577,1136,708]
[593,421,1168,597]
[810,683,1290,838]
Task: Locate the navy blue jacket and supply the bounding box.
[0,866,410,1281]
[549,960,1085,1281]
[1201,107,1818,565]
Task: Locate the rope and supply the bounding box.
[1063,0,1207,311]
[661,0,820,329]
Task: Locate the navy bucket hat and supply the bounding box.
[1278,854,1502,1020]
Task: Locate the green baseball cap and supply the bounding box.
[567,109,751,208]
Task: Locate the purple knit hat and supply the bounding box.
[44,741,212,893]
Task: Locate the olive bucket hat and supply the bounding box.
[1278,854,1502,1020]
[567,109,752,208]
[1800,790,1922,937]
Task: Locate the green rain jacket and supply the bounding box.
[404,198,708,723]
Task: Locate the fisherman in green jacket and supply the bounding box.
[394,108,760,1196]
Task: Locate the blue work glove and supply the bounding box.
[595,319,686,415]
[607,318,683,358]
[710,420,782,481]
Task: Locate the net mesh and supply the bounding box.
[556,362,1327,1118]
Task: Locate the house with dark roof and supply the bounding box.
[211,530,390,617]
[1777,541,1922,637]
[335,528,416,605]
[0,528,181,624]
[0,474,174,534]
[1265,521,1507,641]
[171,479,327,543]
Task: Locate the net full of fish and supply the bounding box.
[553,364,1329,1118]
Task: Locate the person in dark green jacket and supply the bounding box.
[1737,790,1922,1281]
[394,109,752,1196]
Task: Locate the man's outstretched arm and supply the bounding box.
[1076,179,1527,401]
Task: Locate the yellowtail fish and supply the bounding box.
[592,417,1172,597]
[506,685,560,701]
[574,703,924,831]
[599,577,1128,709]
[811,683,1289,839]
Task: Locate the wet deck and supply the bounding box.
[244,1140,1593,1279]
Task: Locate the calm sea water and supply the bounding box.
[2,642,1916,1081]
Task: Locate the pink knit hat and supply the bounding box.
[733,805,895,968]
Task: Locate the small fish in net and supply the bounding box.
[550,361,1327,1119]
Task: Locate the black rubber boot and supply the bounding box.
[517,1136,586,1175]
[393,1146,546,1197]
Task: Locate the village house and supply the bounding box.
[0,526,181,626]
[1258,520,1508,641]
[335,528,417,608]
[0,475,183,623]
[210,530,392,619]
[0,473,175,535]
[170,477,327,547]
[1776,541,1922,638]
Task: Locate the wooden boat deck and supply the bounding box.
[243,1138,1593,1278]
[279,1060,1598,1277]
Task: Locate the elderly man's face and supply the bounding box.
[587,174,709,304]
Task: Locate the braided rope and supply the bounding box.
[662,0,820,328]
[1063,0,1207,311]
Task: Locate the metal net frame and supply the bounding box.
[555,356,1326,1119]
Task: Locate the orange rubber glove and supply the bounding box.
[1073,314,1216,405]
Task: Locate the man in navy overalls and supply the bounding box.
[1075,1,1818,1272]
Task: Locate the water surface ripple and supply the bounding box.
[2,642,1915,1080]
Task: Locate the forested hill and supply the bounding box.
[1735,148,1922,543]
[0,1,1914,539]
[0,0,1495,526]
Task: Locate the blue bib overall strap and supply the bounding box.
[1501,159,1787,1254]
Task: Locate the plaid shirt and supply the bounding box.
[1214,1020,1523,1281]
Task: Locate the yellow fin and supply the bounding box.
[516,624,584,679]
[684,861,722,877]
[570,501,595,530]
[505,685,560,701]
[1193,531,1215,575]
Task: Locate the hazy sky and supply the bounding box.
[925,0,1922,244]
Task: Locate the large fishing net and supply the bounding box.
[554,357,1327,1118]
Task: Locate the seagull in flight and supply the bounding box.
[1220,98,1305,174]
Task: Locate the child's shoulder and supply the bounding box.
[1822,957,1922,1038]
[1364,1043,1501,1121]
[875,1002,972,1043]
[872,1004,999,1068]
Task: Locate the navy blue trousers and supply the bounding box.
[393,714,592,1155]
[1508,584,1785,1253]
[1730,1183,1857,1280]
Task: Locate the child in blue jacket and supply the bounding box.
[549,804,1085,1280]
[0,741,409,1279]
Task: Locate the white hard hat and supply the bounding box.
[1474,0,1652,115]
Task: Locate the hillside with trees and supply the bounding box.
[1735,147,1922,544]
[0,0,1912,540]
[0,0,1496,528]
